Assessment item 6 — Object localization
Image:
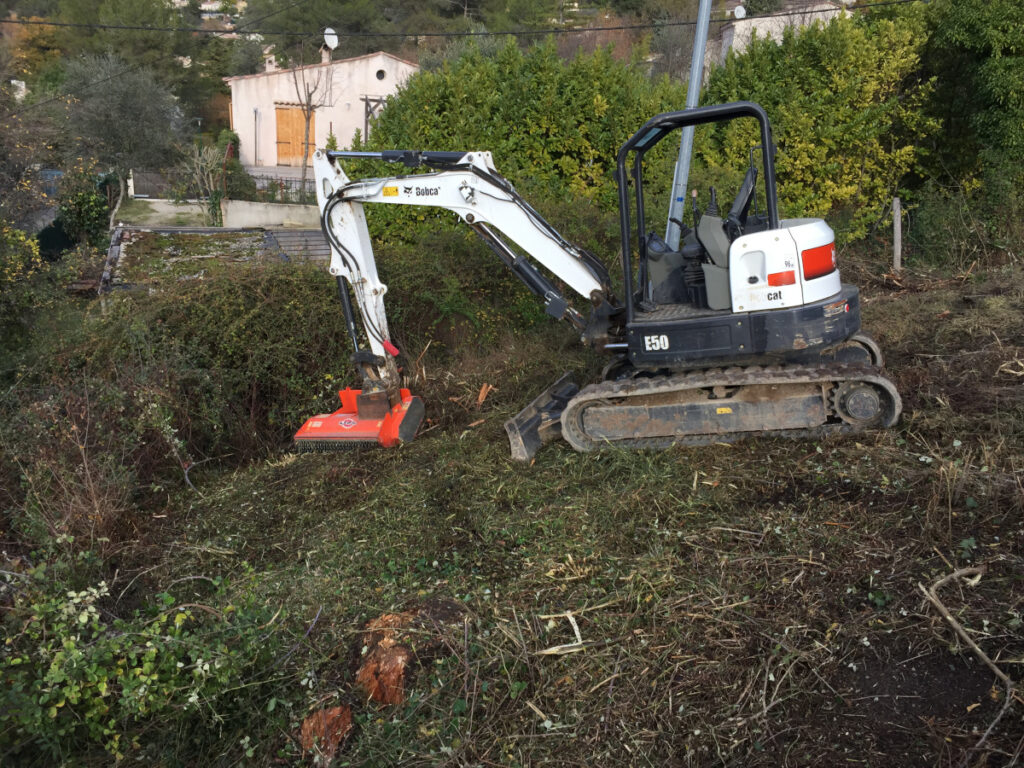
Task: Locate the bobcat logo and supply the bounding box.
[403,186,413,195]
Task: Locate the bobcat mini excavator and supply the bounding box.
[293,101,901,460]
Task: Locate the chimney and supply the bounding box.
[263,45,278,73]
[320,45,331,65]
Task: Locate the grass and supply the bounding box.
[3,250,1022,765]
[160,265,1024,764]
[116,197,208,227]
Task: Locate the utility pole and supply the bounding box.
[665,0,715,250]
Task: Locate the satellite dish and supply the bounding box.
[734,5,747,18]
[323,27,339,50]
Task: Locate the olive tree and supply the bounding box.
[63,53,184,228]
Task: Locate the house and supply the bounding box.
[224,51,418,169]
[717,1,853,64]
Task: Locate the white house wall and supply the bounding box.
[227,52,417,168]
[718,3,848,64]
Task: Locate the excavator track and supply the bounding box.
[560,363,901,452]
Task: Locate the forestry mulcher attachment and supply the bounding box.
[294,101,901,459]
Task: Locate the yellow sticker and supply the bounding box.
[716,407,733,414]
[382,186,398,197]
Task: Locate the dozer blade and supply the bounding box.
[504,372,579,462]
[294,387,424,452]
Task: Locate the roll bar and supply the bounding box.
[614,101,780,319]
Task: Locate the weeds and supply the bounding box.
[1,236,1022,764]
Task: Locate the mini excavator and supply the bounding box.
[293,101,901,460]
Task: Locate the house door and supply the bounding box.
[275,107,313,166]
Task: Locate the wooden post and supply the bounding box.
[893,197,902,272]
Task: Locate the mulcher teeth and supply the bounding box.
[293,439,378,453]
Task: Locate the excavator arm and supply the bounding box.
[294,148,618,453]
[317,148,614,334]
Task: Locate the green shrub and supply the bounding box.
[702,8,938,243]
[745,0,782,13]
[0,220,70,354]
[1,568,278,760]
[911,0,1024,267]
[908,175,1023,270]
[55,159,110,247]
[365,39,684,210]
[921,0,1024,183]
[1,220,44,324]
[216,128,240,157]
[224,158,259,200]
[3,263,357,478]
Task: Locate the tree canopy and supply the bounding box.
[62,53,183,223]
[700,8,937,240]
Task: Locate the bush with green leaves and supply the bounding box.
[365,39,684,208]
[356,19,939,253]
[922,0,1024,181]
[908,0,1024,268]
[701,8,937,242]
[3,262,356,477]
[744,0,782,14]
[0,220,68,354]
[1,220,43,326]
[1,567,280,761]
[56,159,109,247]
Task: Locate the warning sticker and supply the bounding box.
[382,186,398,197]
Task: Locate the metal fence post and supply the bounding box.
[893,197,902,272]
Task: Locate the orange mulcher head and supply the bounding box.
[293,388,425,452]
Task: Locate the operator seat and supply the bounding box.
[695,188,732,309]
[694,168,759,310]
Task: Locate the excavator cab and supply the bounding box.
[549,102,899,455]
[613,102,867,371]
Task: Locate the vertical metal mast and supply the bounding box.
[665,0,714,250]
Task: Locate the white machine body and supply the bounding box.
[728,218,841,313]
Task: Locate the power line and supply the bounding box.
[0,0,925,40]
[0,0,924,122]
[0,0,320,120]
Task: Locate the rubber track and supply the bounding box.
[560,363,901,452]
